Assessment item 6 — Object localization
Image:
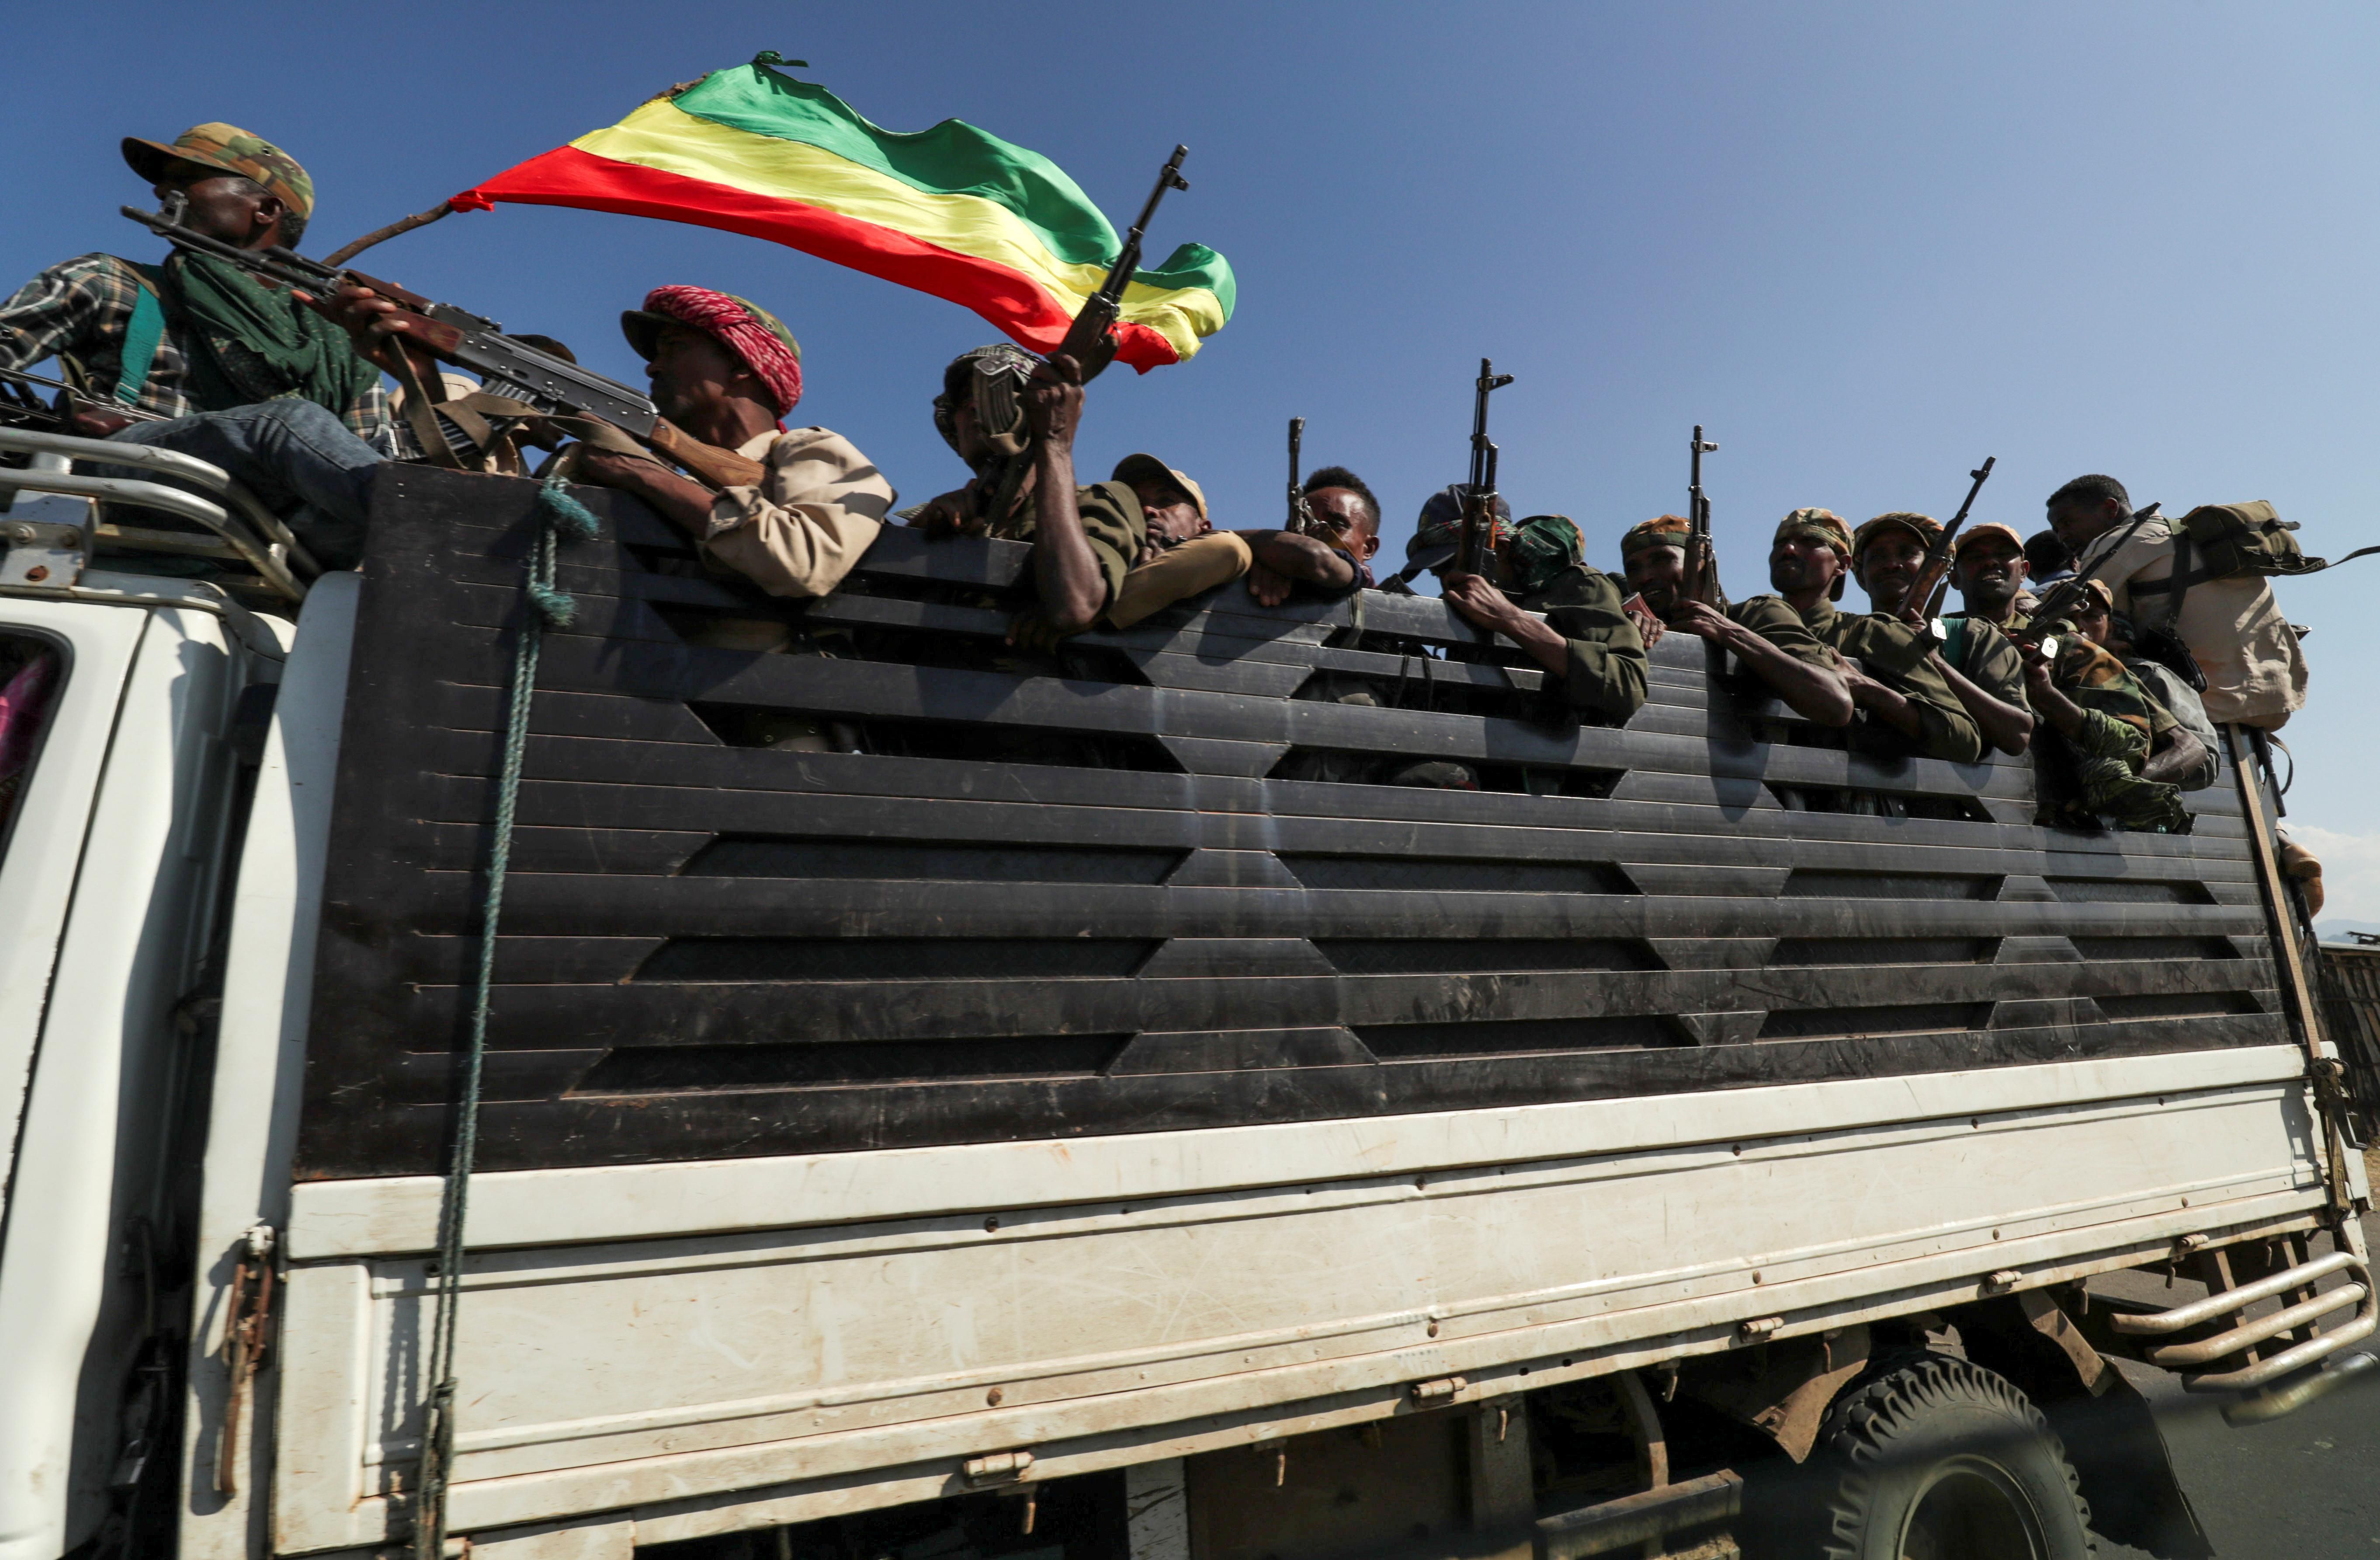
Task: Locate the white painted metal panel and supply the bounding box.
[174,575,357,1560]
[284,1044,2312,1261]
[269,1057,2324,1550]
[0,601,240,1560]
[0,598,142,1205]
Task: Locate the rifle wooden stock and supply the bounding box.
[645,419,768,490]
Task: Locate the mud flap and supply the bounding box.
[2043,1364,2213,1560]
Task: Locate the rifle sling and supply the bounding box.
[115,264,169,408]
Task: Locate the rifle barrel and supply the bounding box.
[1287,415,1308,532]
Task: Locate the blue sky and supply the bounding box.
[9,2,2378,901]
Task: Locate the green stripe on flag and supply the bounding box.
[1131,241,1237,321]
[673,65,1121,268]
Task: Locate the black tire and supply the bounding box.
[1808,1352,2094,1560]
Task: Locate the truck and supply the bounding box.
[0,434,2371,1560]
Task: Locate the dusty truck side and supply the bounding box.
[0,455,2371,1560]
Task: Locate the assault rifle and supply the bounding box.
[121,200,766,490]
[1683,426,1718,603]
[2014,503,2161,645]
[0,364,169,435]
[971,145,1191,526]
[1286,416,1316,534]
[1458,358,1514,575]
[1902,455,1996,623]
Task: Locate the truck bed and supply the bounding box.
[193,467,2345,1555]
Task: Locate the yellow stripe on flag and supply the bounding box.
[575,101,1224,358]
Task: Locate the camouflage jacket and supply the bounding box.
[2045,636,2189,832]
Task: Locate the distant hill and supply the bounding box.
[2316,919,2380,946]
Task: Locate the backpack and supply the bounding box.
[2172,501,2322,580]
[2129,502,2376,674]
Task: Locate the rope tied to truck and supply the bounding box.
[412,472,600,1559]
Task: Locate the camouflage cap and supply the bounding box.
[123,123,313,219]
[1620,515,1694,561]
[1772,507,1852,558]
[1851,511,1943,559]
[1951,521,2026,558]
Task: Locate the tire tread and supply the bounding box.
[1816,1351,2094,1560]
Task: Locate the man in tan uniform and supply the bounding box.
[2046,473,2306,729]
[570,285,894,600]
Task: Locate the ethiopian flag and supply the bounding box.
[451,58,1234,371]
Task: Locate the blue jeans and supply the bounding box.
[104,399,385,570]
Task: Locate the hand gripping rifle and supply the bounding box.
[121,200,768,490]
[2012,502,2164,650]
[972,145,1191,526]
[1286,415,1317,534]
[1902,455,1996,623]
[1458,358,1515,575]
[1683,425,1718,604]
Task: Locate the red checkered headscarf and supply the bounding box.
[621,286,805,417]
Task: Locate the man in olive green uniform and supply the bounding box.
[1617,515,1851,727]
[912,344,1146,638]
[1756,509,1981,764]
[1856,513,2033,757]
[1426,498,1648,725]
[2023,580,2190,832]
[1947,522,2037,637]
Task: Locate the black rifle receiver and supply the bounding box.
[1287,415,1316,533]
[1049,145,1190,384]
[972,145,1190,526]
[1684,425,1718,603]
[1458,358,1515,575]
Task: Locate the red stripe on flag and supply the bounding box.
[455,147,1180,371]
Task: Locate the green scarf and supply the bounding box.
[163,251,381,419]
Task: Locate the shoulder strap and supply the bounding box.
[2157,532,2194,635]
[114,261,169,408]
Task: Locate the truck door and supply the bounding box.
[0,602,143,1203]
[0,596,252,1560]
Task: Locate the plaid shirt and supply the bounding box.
[0,252,396,450]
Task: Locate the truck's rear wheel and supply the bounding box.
[1811,1352,2093,1560]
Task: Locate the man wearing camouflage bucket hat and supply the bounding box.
[1614,516,1851,727]
[568,285,895,605]
[1854,511,2033,759]
[0,121,399,569]
[1419,497,1648,726]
